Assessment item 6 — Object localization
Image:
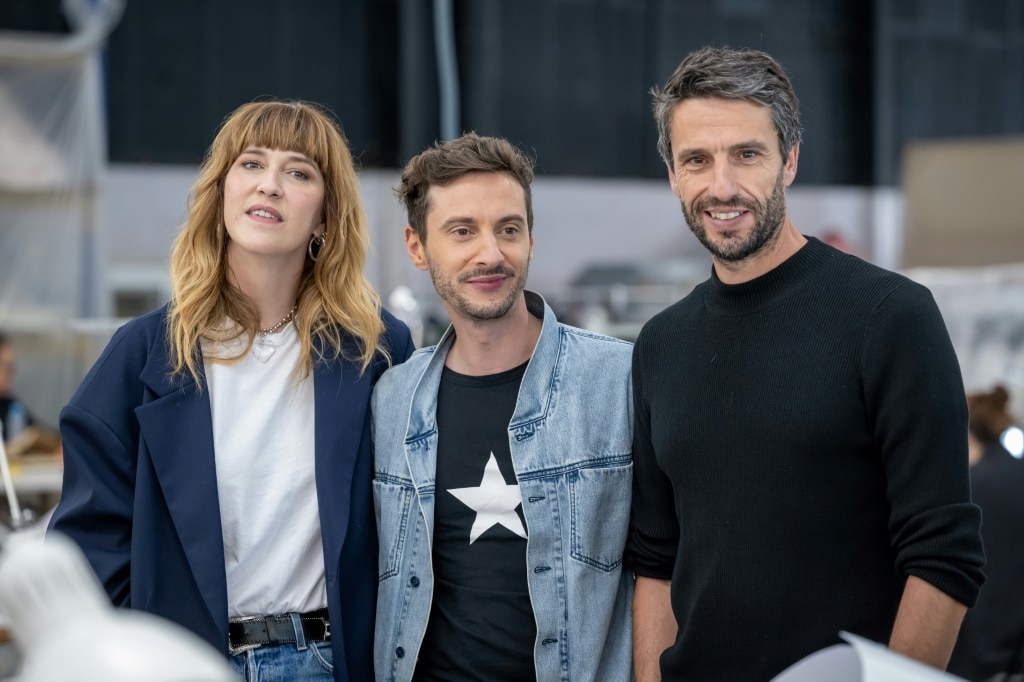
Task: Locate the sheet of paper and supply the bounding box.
[771,632,968,681]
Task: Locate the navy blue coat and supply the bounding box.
[49,305,413,681]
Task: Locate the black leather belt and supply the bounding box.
[228,608,330,649]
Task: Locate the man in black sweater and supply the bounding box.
[627,46,986,681]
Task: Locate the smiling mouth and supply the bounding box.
[466,275,507,290]
[708,210,743,220]
[248,208,281,221]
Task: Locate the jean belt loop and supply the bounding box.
[290,612,307,650]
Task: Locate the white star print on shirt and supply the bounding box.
[448,452,528,544]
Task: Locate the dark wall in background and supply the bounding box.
[874,0,1024,185]
[101,0,400,168]
[0,1,68,33]
[3,0,1023,185]
[453,0,873,182]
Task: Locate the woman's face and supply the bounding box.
[222,146,326,270]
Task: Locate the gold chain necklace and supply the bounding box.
[257,305,297,336]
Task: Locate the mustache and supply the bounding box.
[692,195,761,213]
[458,266,516,283]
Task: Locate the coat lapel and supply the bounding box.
[135,335,227,641]
[313,344,372,579]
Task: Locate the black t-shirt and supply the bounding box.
[413,361,536,681]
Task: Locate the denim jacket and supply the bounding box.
[371,291,634,682]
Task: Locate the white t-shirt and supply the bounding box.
[203,323,327,617]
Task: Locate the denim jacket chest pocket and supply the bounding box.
[568,461,632,571]
[373,476,418,582]
[374,429,437,584]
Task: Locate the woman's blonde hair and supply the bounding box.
[167,99,386,384]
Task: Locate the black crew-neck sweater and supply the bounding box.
[628,237,985,681]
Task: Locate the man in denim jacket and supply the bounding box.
[371,133,634,681]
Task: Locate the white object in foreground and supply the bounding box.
[0,532,238,682]
[771,631,967,682]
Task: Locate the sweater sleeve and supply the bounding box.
[48,324,146,607]
[626,331,680,580]
[862,280,985,607]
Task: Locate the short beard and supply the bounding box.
[682,168,788,263]
[428,262,529,322]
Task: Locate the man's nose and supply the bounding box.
[474,232,504,267]
[708,160,741,200]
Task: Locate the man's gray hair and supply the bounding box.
[652,46,803,167]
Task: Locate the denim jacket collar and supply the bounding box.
[405,290,554,453]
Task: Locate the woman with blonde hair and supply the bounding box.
[49,99,413,682]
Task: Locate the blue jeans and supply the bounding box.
[228,613,334,682]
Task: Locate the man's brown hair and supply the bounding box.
[396,132,535,241]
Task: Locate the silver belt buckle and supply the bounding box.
[227,615,263,656]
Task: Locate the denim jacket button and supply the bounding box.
[410,576,420,587]
[396,647,405,658]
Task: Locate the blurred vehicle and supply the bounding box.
[555,258,710,341]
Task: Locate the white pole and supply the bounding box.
[0,423,24,530]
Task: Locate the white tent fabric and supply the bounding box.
[906,264,1024,399]
[0,0,124,425]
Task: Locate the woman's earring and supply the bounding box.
[308,233,326,262]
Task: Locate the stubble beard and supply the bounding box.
[682,169,788,264]
[428,260,530,322]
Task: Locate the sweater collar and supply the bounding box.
[704,236,836,315]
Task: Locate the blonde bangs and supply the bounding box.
[217,101,336,177]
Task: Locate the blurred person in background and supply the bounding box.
[628,45,985,681]
[0,332,36,443]
[0,332,60,458]
[373,133,634,681]
[48,99,414,682]
[948,385,1024,682]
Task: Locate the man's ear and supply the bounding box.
[783,144,800,187]
[405,225,429,271]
